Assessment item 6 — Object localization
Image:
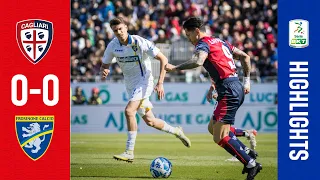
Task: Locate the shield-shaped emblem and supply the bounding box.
[132,45,138,52]
[15,116,54,161]
[16,19,54,64]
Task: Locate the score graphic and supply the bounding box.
[11,74,59,106]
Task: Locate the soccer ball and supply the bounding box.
[150,157,172,178]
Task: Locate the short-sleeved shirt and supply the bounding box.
[195,36,237,84]
[102,34,160,99]
[196,37,243,124]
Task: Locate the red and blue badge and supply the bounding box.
[16,19,53,64]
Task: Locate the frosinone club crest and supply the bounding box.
[15,116,54,161]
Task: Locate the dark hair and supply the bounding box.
[183,17,206,31]
[109,17,126,26]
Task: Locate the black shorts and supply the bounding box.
[213,77,244,125]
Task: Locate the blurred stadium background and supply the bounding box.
[71,0,277,179]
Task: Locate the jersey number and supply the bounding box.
[222,44,236,69]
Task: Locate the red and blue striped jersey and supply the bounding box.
[195,36,237,83]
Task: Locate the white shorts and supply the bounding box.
[127,82,154,117]
[128,82,154,101]
[136,98,153,117]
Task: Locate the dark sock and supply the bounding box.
[230,126,245,137]
[229,131,249,153]
[218,136,252,165]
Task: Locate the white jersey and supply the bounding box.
[102,35,160,101]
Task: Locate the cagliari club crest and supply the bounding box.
[16,19,53,64]
[15,116,54,161]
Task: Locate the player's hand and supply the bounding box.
[212,92,218,100]
[206,89,213,103]
[243,77,250,94]
[244,85,250,94]
[165,63,176,72]
[206,89,218,103]
[101,69,110,80]
[154,83,165,100]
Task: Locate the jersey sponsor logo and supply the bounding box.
[15,115,54,161]
[16,19,54,64]
[115,49,123,52]
[116,55,140,62]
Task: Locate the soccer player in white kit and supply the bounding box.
[100,17,191,163]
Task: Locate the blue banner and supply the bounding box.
[279,0,320,179]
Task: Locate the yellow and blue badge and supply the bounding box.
[132,45,138,52]
[132,39,139,52]
[15,115,54,161]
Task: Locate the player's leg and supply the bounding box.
[208,116,214,135]
[113,100,140,162]
[231,80,262,179]
[214,81,262,179]
[213,121,261,179]
[209,116,249,149]
[212,98,254,165]
[210,119,245,137]
[245,129,257,150]
[209,116,257,159]
[213,121,255,165]
[139,99,191,147]
[209,119,238,162]
[230,126,258,150]
[228,126,257,158]
[229,130,258,160]
[209,116,257,149]
[212,124,258,161]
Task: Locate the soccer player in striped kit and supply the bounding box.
[207,79,257,150]
[165,17,262,180]
[100,17,191,163]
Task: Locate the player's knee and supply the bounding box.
[213,136,221,144]
[125,108,135,117]
[208,124,213,135]
[144,120,155,127]
[137,107,147,117]
[208,118,215,135]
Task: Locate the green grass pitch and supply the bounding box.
[71,133,277,180]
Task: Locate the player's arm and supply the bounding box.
[165,50,208,71]
[176,50,208,70]
[100,43,114,80]
[233,47,251,93]
[166,40,209,71]
[154,52,168,85]
[100,63,111,79]
[233,47,251,77]
[209,78,216,91]
[142,37,166,100]
[206,78,217,102]
[153,52,168,100]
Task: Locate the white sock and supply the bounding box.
[161,121,176,134]
[246,159,256,168]
[126,131,137,152]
